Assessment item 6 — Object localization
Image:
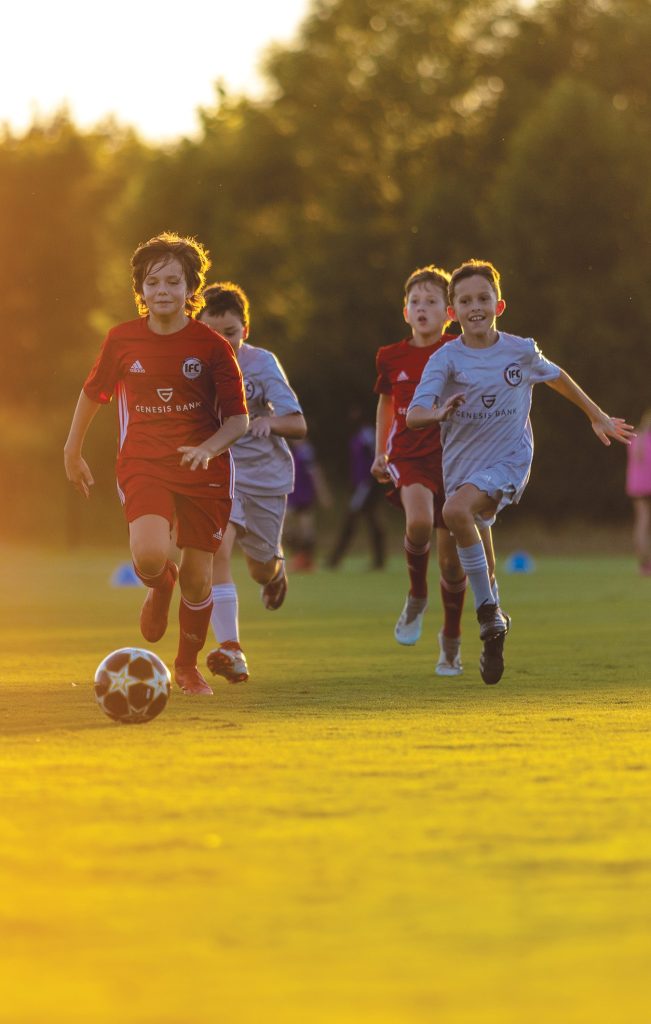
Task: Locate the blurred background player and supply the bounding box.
[326,405,386,570]
[284,437,332,572]
[626,407,651,575]
[64,232,248,697]
[371,265,492,676]
[197,282,306,683]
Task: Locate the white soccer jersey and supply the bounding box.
[409,332,560,504]
[232,343,303,496]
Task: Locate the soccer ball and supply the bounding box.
[94,647,171,724]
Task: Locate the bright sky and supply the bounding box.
[2,0,310,143]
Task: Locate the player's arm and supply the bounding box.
[63,390,102,498]
[406,393,465,430]
[370,394,393,482]
[178,413,249,471]
[545,370,635,446]
[248,412,307,439]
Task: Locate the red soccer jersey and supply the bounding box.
[374,333,457,461]
[83,317,247,490]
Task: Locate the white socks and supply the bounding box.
[210,583,239,644]
[456,542,494,609]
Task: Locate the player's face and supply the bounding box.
[404,282,448,340]
[199,310,247,352]
[141,258,189,322]
[448,275,505,337]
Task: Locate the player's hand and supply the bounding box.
[248,416,272,438]
[64,452,94,498]
[371,454,391,483]
[590,414,636,447]
[178,444,214,470]
[435,392,466,421]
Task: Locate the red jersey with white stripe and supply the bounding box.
[374,333,457,461]
[83,317,246,491]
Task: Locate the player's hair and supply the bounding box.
[200,281,250,331]
[131,232,211,316]
[448,259,501,303]
[404,265,450,302]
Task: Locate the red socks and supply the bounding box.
[404,537,430,599]
[439,576,467,639]
[176,593,213,667]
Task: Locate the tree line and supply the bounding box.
[2,0,650,544]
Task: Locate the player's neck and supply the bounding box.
[461,326,499,349]
[147,312,189,335]
[409,328,441,348]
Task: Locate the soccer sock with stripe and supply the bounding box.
[176,593,213,667]
[134,559,175,591]
[405,536,430,599]
[456,542,494,609]
[439,575,467,638]
[210,583,239,645]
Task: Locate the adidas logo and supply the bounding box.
[129,360,145,373]
[213,528,223,541]
[397,370,409,381]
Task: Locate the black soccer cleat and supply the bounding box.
[476,600,509,641]
[479,612,511,685]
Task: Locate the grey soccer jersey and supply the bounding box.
[232,342,303,496]
[409,332,560,505]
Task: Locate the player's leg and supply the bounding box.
[362,484,386,569]
[241,495,289,611]
[394,482,433,645]
[175,546,215,695]
[434,525,466,676]
[632,496,651,574]
[127,482,178,644]
[172,493,232,695]
[206,521,249,683]
[444,486,509,684]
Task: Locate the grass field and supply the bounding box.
[0,543,649,1024]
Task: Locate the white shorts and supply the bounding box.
[454,460,531,521]
[230,491,287,563]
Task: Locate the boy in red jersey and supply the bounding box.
[64,233,248,696]
[372,265,495,675]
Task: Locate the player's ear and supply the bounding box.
[496,299,506,317]
[402,305,409,324]
[242,325,250,340]
[447,305,456,320]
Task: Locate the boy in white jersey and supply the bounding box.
[407,259,634,685]
[198,282,307,683]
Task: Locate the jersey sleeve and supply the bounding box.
[409,348,448,411]
[528,338,561,383]
[259,351,303,416]
[83,331,120,404]
[373,347,392,396]
[211,340,248,418]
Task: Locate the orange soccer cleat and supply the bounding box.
[173,662,214,696]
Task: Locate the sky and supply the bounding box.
[1,0,310,143]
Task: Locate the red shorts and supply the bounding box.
[386,455,446,528]
[117,475,232,552]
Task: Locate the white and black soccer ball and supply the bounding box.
[94,647,171,724]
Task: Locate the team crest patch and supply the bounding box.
[504,363,522,387]
[244,379,255,400]
[182,357,203,379]
[481,395,496,409]
[157,388,173,402]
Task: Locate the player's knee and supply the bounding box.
[249,557,278,585]
[438,551,463,581]
[178,563,212,603]
[406,518,432,547]
[132,549,168,578]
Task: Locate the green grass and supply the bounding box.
[0,544,649,1024]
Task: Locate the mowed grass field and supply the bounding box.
[0,543,649,1024]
